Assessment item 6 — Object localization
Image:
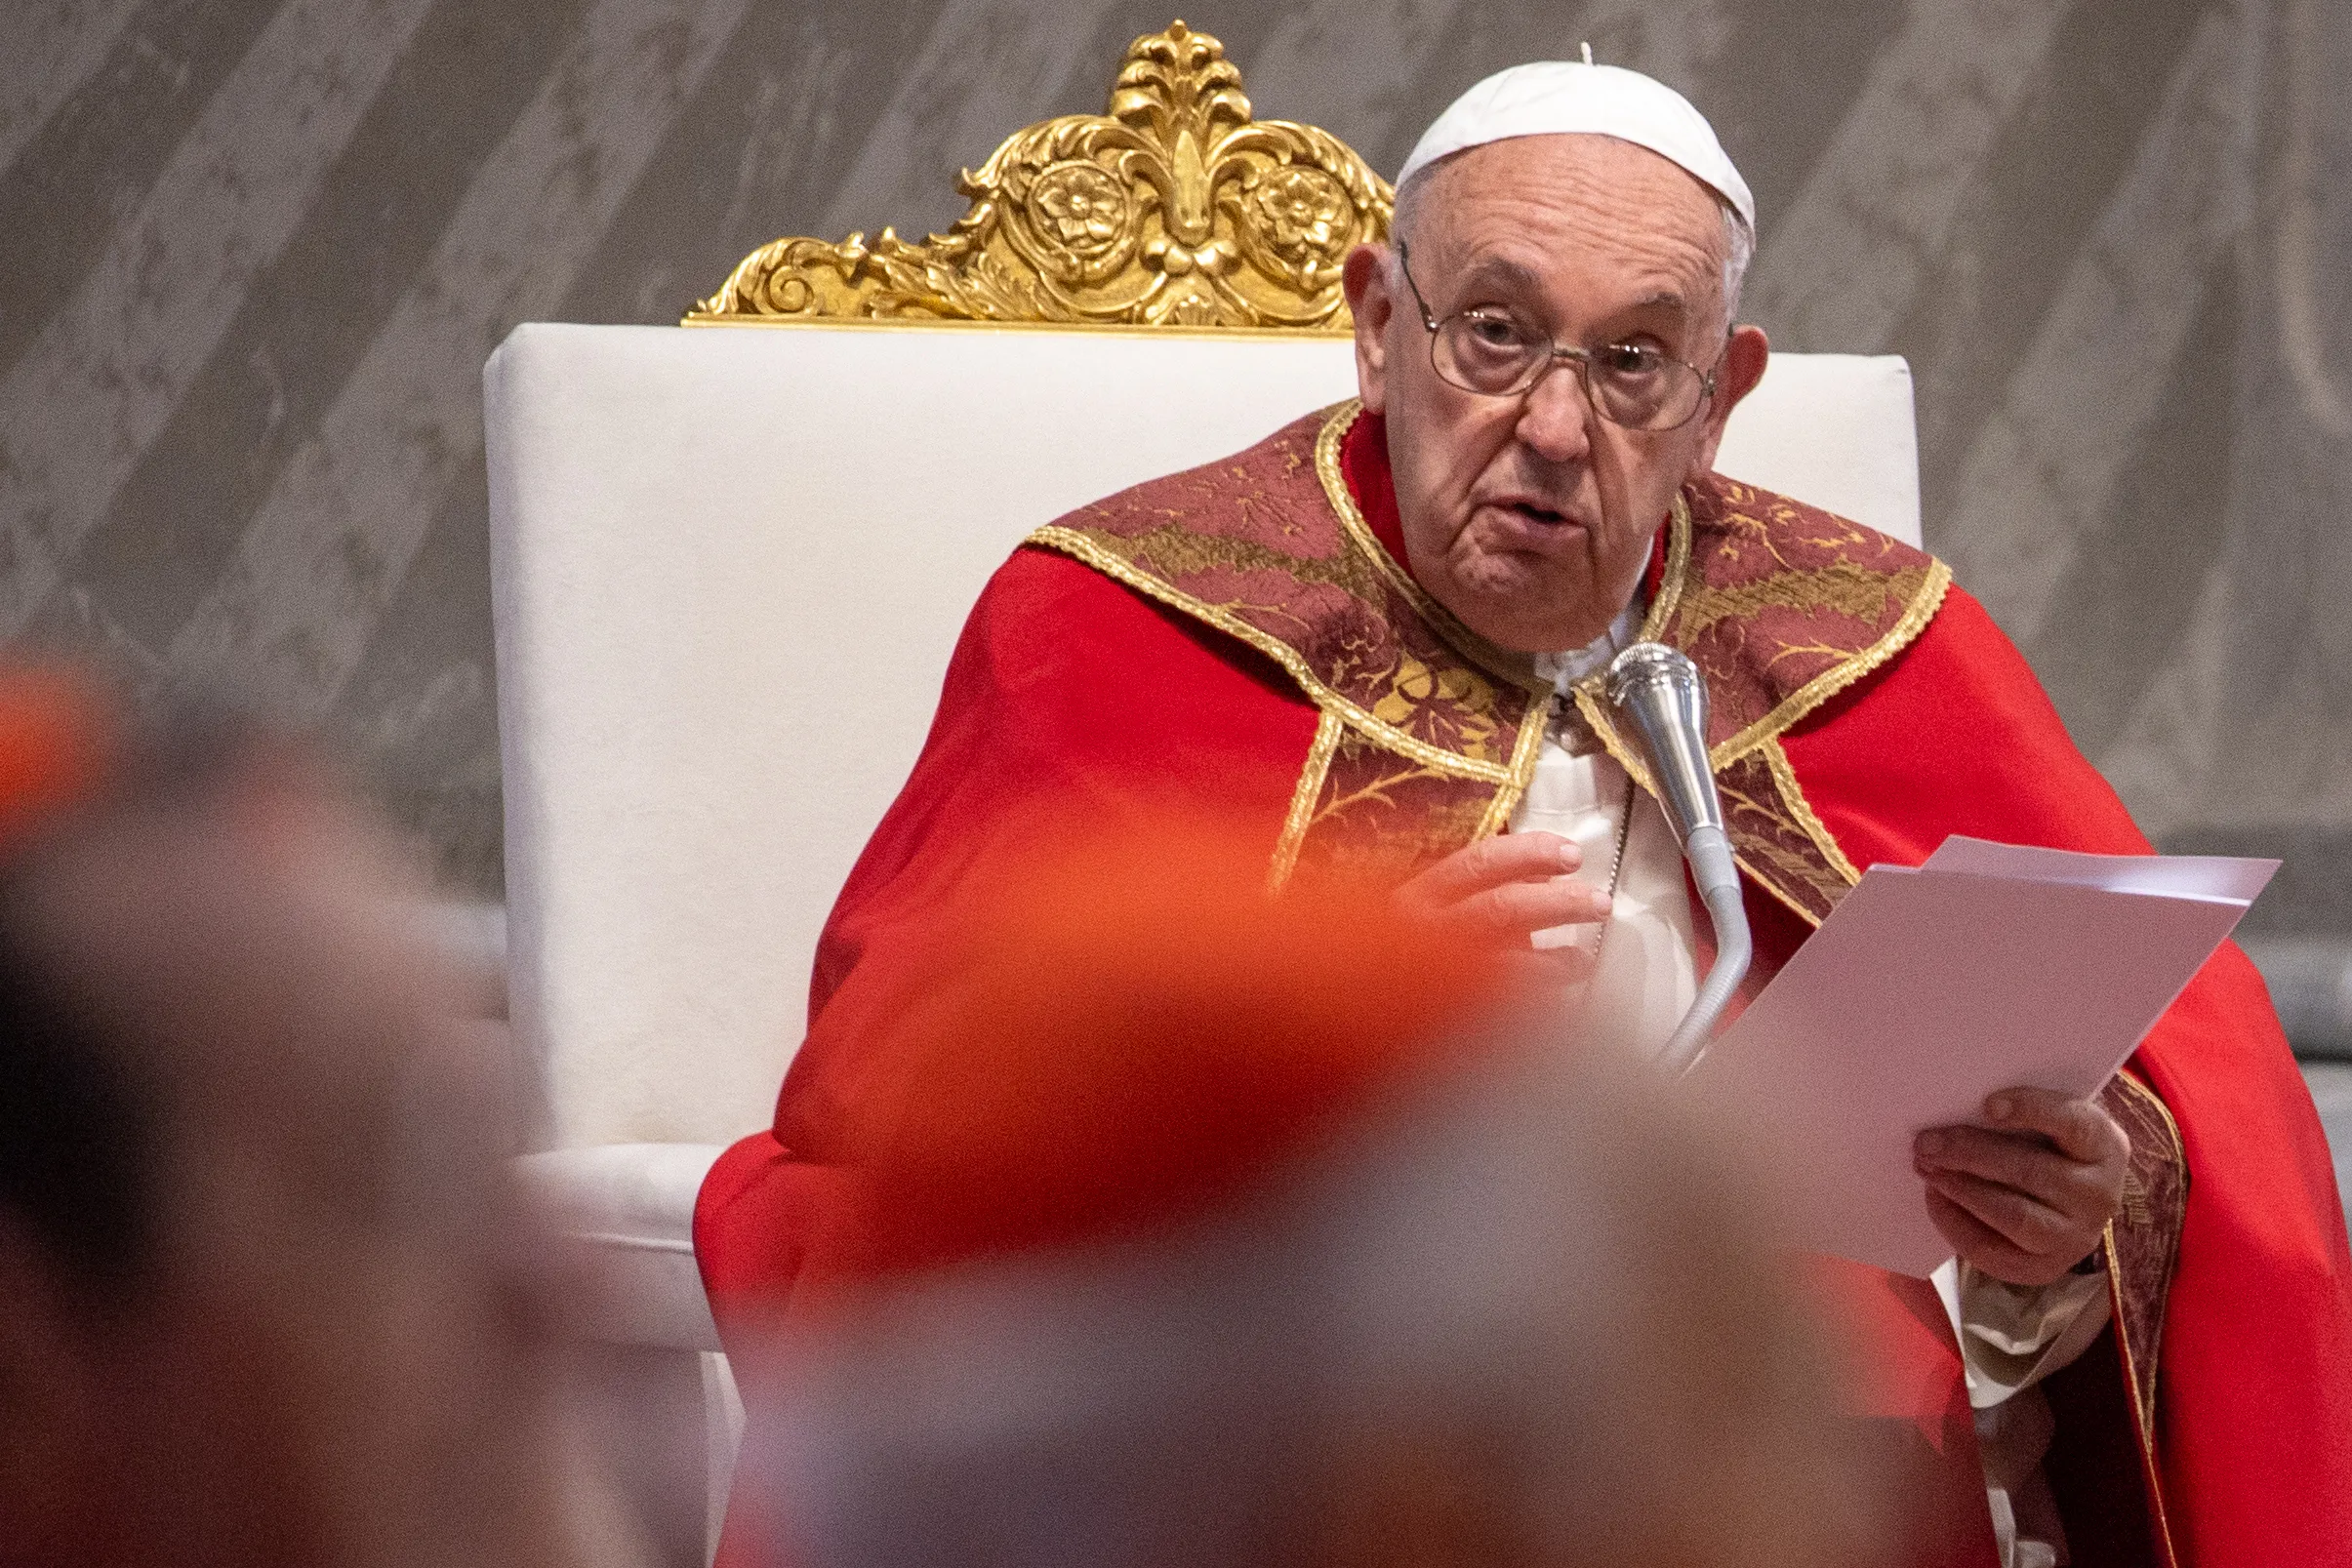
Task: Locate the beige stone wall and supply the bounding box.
[2,0,2346,910]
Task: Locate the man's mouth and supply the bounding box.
[1481,497,1586,541]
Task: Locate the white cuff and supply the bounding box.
[1955,1261,2112,1410]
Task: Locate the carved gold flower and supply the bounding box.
[1247,166,1352,261]
[1028,163,1131,259]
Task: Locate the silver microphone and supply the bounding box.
[1604,643,1751,1073]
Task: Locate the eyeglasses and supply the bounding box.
[1394,240,1721,431]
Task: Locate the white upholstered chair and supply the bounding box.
[485,24,1923,1565]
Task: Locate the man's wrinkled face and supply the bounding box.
[1345,135,1768,654]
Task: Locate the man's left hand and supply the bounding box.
[1913,1088,2129,1287]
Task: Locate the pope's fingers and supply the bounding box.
[1445,876,1612,943]
[1914,1125,2123,1224]
[1924,1190,2048,1286]
[1981,1086,2129,1167]
[1921,1167,2081,1259]
[1397,832,1579,911]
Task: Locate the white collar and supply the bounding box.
[1527,595,1646,695]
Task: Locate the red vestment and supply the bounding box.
[699,406,2352,1567]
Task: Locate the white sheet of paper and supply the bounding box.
[1688,841,2275,1276]
[1923,835,2277,903]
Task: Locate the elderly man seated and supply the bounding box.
[696,61,2352,1568]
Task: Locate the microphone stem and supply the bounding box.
[1656,824,1751,1075]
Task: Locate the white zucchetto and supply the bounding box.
[1396,61,1756,229]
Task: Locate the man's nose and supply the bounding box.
[1514,360,1596,465]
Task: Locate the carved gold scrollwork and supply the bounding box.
[686,20,1393,334]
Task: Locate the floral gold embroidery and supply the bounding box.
[1289,725,1497,881]
[1031,399,1950,916]
[1269,709,1345,890]
[1030,405,1543,792]
[2099,1066,2190,1559]
[1675,560,1937,644]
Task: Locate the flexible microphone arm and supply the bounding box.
[1604,643,1751,1074]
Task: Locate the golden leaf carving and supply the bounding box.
[686,20,1393,333]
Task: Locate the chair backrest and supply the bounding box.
[486,322,1920,1147]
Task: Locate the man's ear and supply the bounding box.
[1343,244,1395,416]
[1688,324,1769,478]
[0,1225,102,1562]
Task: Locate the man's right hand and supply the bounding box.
[1395,832,1609,976]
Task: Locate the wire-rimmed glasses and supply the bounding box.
[1394,240,1721,431]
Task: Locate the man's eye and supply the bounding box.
[1466,315,1529,348]
[1599,342,1664,376]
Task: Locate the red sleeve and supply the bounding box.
[1788,586,2352,1564]
[696,546,1318,1327]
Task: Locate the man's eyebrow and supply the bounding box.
[1454,255,1546,294]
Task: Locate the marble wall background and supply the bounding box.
[4,0,2348,918]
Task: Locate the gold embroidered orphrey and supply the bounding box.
[686,21,1390,332]
[1030,401,1953,925]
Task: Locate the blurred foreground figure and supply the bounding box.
[0,674,622,1568]
[723,828,1881,1568]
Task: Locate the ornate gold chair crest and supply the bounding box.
[686,20,1392,333]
